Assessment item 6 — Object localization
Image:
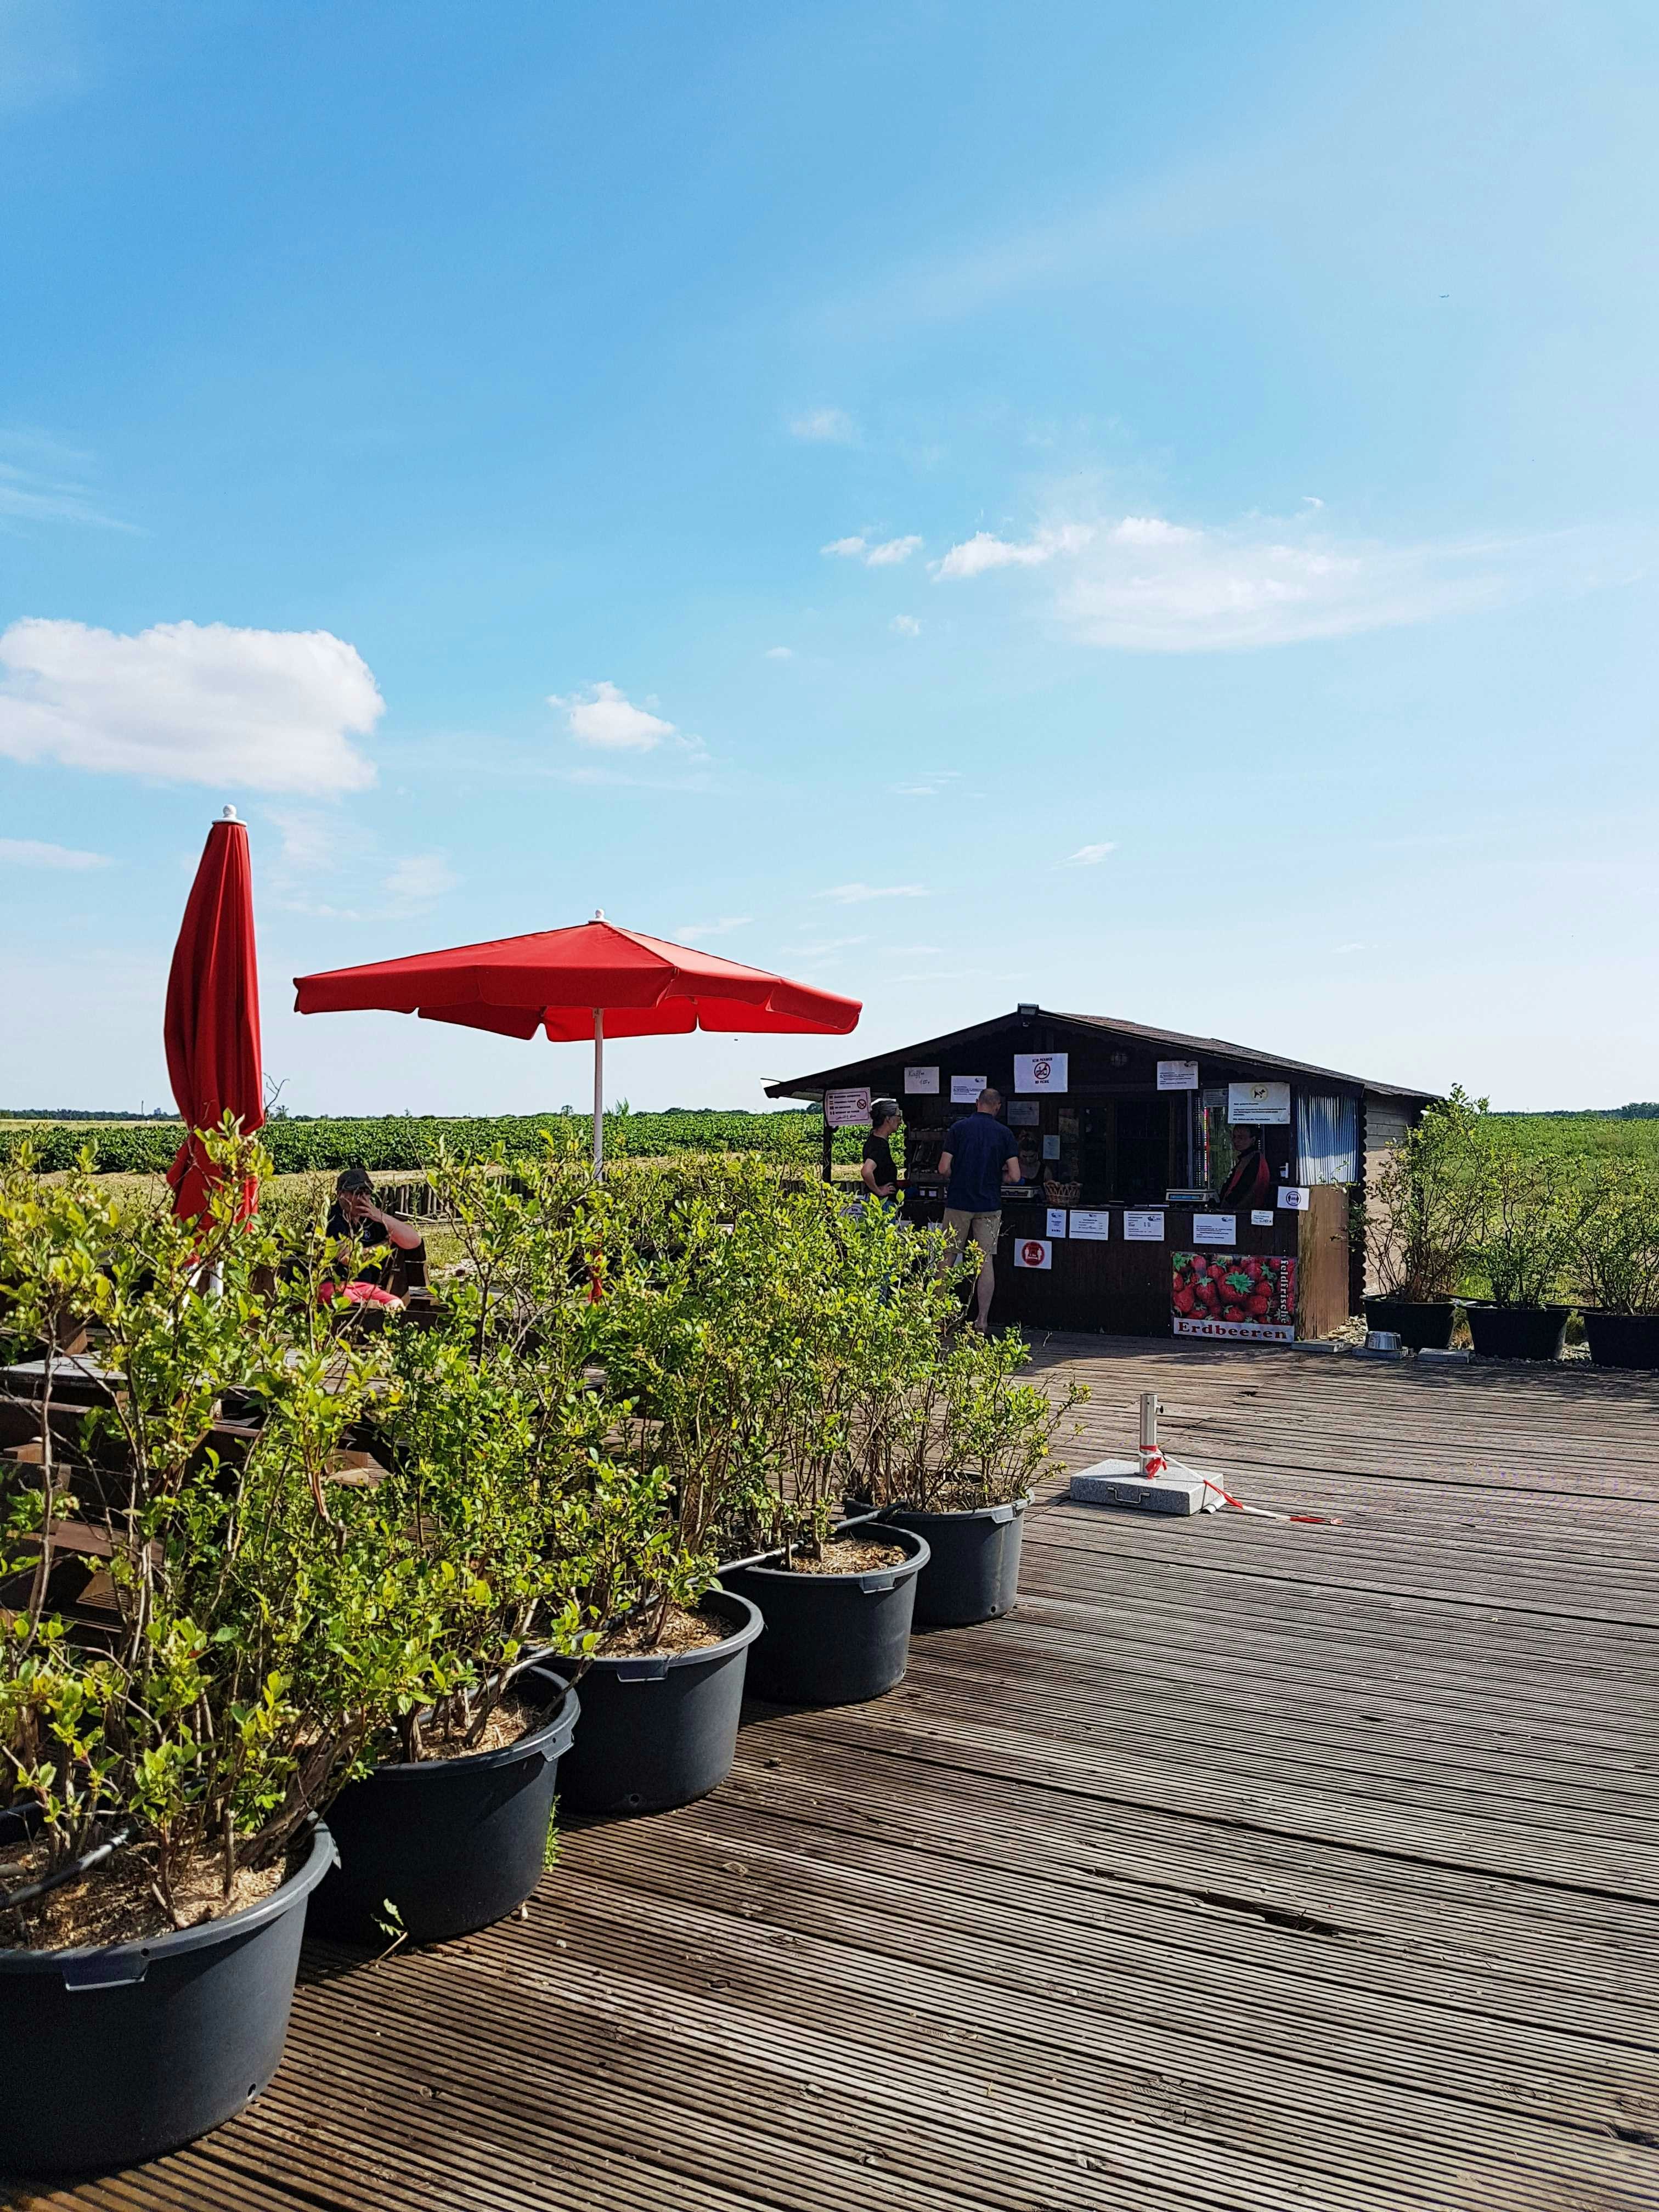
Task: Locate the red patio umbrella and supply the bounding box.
[294,912,860,1171]
[165,806,264,1218]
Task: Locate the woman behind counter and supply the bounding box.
[860,1098,902,1209]
[1217,1126,1273,1211]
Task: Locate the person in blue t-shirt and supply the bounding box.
[937,1086,1022,1333]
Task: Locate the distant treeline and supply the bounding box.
[0,1108,861,1175]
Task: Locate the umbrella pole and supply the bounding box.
[592,1007,604,1178]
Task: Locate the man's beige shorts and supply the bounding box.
[943,1207,1002,1260]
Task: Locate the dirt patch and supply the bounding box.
[781,1536,907,1576]
[601,1602,728,1656]
[415,1689,550,1760]
[0,1838,286,1954]
[905,1484,1024,1514]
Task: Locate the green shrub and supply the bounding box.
[0,1131,431,1930]
[1572,1163,1659,1316]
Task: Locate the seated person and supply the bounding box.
[326,1166,425,1290]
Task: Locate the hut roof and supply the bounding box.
[764,1005,1438,1104]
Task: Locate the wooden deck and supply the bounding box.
[9,1338,1659,2212]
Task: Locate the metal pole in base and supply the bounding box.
[592,1007,604,1178]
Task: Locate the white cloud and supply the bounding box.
[933,522,1096,579]
[933,507,1642,651]
[764,645,794,660]
[265,808,348,878]
[1064,841,1118,866]
[0,619,382,794]
[790,408,856,443]
[891,769,958,798]
[385,854,460,903]
[0,836,109,871]
[889,614,922,636]
[549,679,678,752]
[822,533,922,567]
[675,915,752,941]
[815,882,928,904]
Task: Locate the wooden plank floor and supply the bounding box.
[9,1338,1659,2212]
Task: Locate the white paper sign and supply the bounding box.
[1157,1059,1199,1091]
[1041,1135,1061,1160]
[1013,1051,1068,1095]
[1007,1099,1040,1127]
[1251,1209,1274,1227]
[1227,1080,1291,1126]
[950,1075,988,1104]
[904,1065,939,1095]
[1070,1210,1110,1240]
[1124,1210,1165,1242]
[1013,1236,1052,1271]
[1277,1184,1310,1211]
[1046,1207,1068,1239]
[824,1087,871,1128]
[1192,1212,1238,1245]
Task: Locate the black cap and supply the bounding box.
[336,1165,373,1194]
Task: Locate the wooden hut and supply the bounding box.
[766,1006,1436,1340]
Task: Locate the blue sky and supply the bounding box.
[2,0,1656,1113]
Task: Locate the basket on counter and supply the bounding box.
[1042,1180,1081,1205]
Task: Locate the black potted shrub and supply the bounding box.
[861,1331,1083,1626]
[714,1182,931,1705]
[528,1163,784,1815]
[1360,1087,1485,1350]
[1572,1164,1659,1368]
[0,1137,412,2175]
[1463,1137,1590,1361]
[303,1158,611,1945]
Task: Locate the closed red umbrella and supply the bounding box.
[165,806,264,1218]
[295,911,859,1171]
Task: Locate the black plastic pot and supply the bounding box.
[548,1592,763,1816]
[1363,1297,1457,1353]
[875,1498,1027,1626]
[1582,1311,1659,1370]
[1465,1304,1570,1361]
[306,1669,578,1946]
[0,1818,335,2175]
[721,1526,930,1706]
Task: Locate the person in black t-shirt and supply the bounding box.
[325,1165,425,1285]
[860,1099,901,1207]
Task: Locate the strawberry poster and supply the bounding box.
[1171,1250,1297,1342]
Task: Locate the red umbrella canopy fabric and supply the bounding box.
[292,917,861,1040]
[165,810,265,1218]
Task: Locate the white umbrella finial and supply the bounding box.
[594,907,605,921]
[221,804,239,821]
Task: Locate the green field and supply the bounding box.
[0,1107,872,1175]
[4,1104,1657,1181]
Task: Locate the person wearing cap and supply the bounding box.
[860,1099,902,1210]
[326,1166,424,1285]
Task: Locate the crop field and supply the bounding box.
[1,1105,1654,1179]
[0,1107,870,1175]
[1491,1110,1659,1165]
